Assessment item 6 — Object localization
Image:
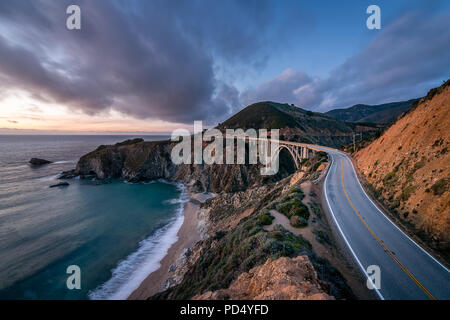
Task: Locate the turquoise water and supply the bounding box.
[0,135,184,300]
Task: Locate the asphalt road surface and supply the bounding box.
[317,147,449,300]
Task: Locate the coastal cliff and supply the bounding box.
[74,138,296,193]
[71,137,355,300]
[70,102,377,300]
[150,156,355,300]
[74,101,383,192]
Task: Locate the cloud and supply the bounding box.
[1,1,447,124]
[243,11,450,111]
[0,0,310,124]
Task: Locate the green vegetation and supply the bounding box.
[383,170,398,185]
[431,179,448,196]
[95,145,107,151]
[421,79,450,103]
[309,202,322,219]
[290,215,308,228]
[151,178,355,300]
[115,138,144,146]
[401,185,415,201]
[288,187,304,197]
[153,215,312,300]
[313,229,331,245]
[258,213,275,225]
[316,151,328,159]
[276,188,310,227]
[217,101,379,147]
[413,158,426,171]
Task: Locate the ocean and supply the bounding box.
[0,135,185,300]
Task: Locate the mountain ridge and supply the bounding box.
[325,99,417,124]
[218,101,382,147]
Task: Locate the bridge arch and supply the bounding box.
[271,144,302,170]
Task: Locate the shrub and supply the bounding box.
[316,151,328,160]
[309,202,322,219]
[258,213,275,225]
[383,171,397,185]
[293,204,310,220]
[268,230,284,240]
[313,230,331,245]
[391,199,400,208]
[214,231,227,240]
[413,158,426,171]
[431,179,448,195]
[290,215,308,228]
[115,138,144,146]
[288,188,304,198]
[401,185,415,201]
[277,198,300,216]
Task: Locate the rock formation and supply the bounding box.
[49,182,69,188]
[74,139,296,193]
[193,256,334,300]
[29,158,52,165]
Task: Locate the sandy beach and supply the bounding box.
[128,191,209,300]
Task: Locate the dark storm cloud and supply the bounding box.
[244,11,450,111]
[0,0,310,124]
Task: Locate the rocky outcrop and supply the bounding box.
[29,158,52,165]
[193,255,334,300]
[58,170,77,179]
[49,182,69,188]
[74,139,296,193]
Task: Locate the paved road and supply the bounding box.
[315,146,450,300]
[232,135,449,299]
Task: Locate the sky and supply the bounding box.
[0,0,449,134]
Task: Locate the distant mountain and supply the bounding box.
[355,80,449,256]
[325,99,417,124]
[217,101,382,147]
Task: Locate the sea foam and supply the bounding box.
[88,182,187,300]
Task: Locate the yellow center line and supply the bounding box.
[339,159,436,300]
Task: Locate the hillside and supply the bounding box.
[326,99,416,124]
[70,101,381,300]
[355,80,450,255]
[194,256,334,300]
[218,101,381,147]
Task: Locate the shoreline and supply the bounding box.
[128,188,211,300]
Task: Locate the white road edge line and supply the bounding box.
[342,153,450,273]
[323,153,385,300]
